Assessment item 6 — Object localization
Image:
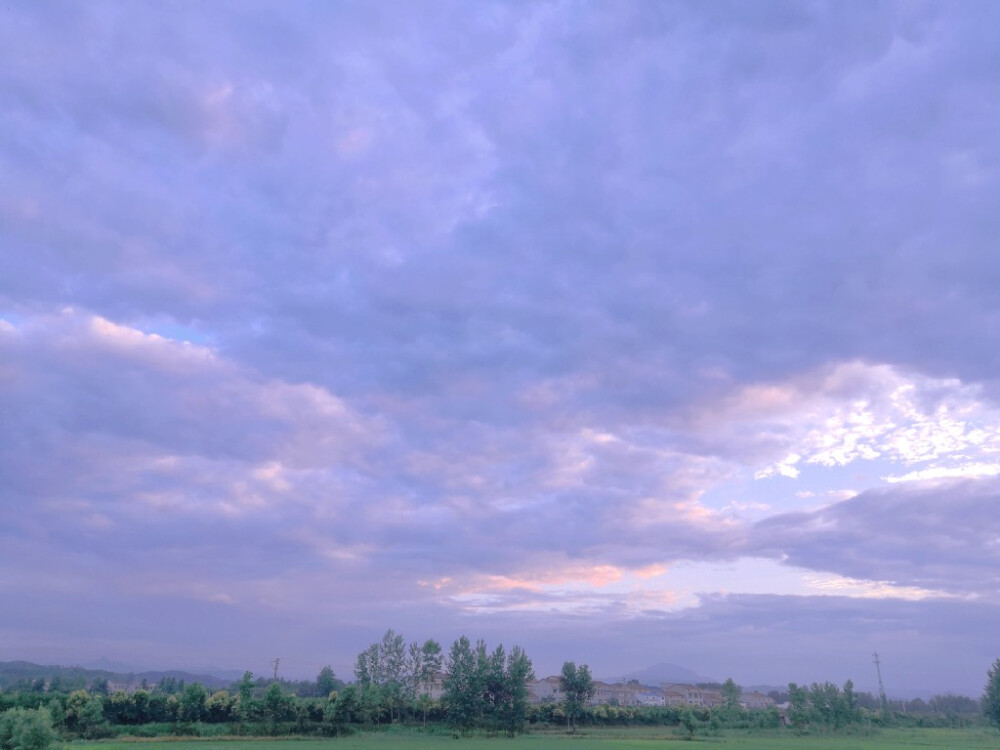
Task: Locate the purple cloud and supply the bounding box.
[3,1,1000,697]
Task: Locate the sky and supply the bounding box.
[2,0,1000,698]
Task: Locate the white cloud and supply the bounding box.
[884,462,1000,483]
[739,362,1000,480]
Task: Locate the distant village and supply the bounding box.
[417,673,774,711]
[528,676,774,710]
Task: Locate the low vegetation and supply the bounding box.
[1,634,996,749]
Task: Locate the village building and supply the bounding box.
[527,676,564,703]
[589,680,637,706]
[660,684,723,708]
[739,690,775,710]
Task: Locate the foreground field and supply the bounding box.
[79,726,1000,750]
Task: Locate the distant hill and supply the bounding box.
[0,660,231,691]
[82,658,244,683]
[616,662,716,686]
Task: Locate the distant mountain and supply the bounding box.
[617,662,716,686]
[82,657,143,674]
[83,658,243,683]
[0,661,231,691]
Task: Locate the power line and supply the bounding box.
[270,658,280,681]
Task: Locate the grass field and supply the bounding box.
[76,726,1000,750]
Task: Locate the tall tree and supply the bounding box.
[500,645,534,736]
[443,636,483,733]
[262,683,294,728]
[983,658,1000,729]
[721,678,741,711]
[236,672,255,724]
[480,644,508,734]
[559,662,595,733]
[354,643,380,687]
[179,683,208,723]
[316,666,337,698]
[412,639,443,725]
[787,682,813,728]
[354,630,408,721]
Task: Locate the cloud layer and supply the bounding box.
[3,1,1000,695]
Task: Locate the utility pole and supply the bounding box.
[872,652,888,718]
[271,658,280,681]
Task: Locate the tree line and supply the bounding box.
[2,637,997,750]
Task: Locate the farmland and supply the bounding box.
[74,726,1000,750]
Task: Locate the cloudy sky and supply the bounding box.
[3,1,1000,697]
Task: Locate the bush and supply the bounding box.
[0,708,56,750]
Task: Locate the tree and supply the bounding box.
[206,691,234,723]
[983,658,1000,729]
[809,681,844,728]
[499,645,534,735]
[329,685,358,726]
[559,661,595,732]
[480,644,507,734]
[679,706,696,737]
[354,630,408,721]
[131,690,150,724]
[105,691,135,725]
[357,684,386,725]
[442,636,532,735]
[262,683,295,731]
[66,693,110,739]
[236,672,256,725]
[419,639,444,724]
[721,678,740,711]
[316,667,337,698]
[843,679,856,712]
[443,636,482,733]
[0,708,56,750]
[179,683,208,723]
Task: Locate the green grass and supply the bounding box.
[66,726,1000,750]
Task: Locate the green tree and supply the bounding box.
[809,682,835,727]
[179,683,208,723]
[787,682,815,730]
[499,645,534,736]
[354,630,407,721]
[721,678,740,710]
[316,666,337,698]
[236,672,256,725]
[441,636,532,735]
[559,661,595,732]
[843,679,856,712]
[42,700,63,732]
[206,691,234,723]
[262,683,294,730]
[357,684,386,725]
[72,695,110,739]
[105,690,134,725]
[329,685,358,725]
[679,706,696,737]
[131,689,150,724]
[63,691,88,734]
[443,636,482,733]
[0,708,56,750]
[480,644,508,734]
[983,658,1000,729]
